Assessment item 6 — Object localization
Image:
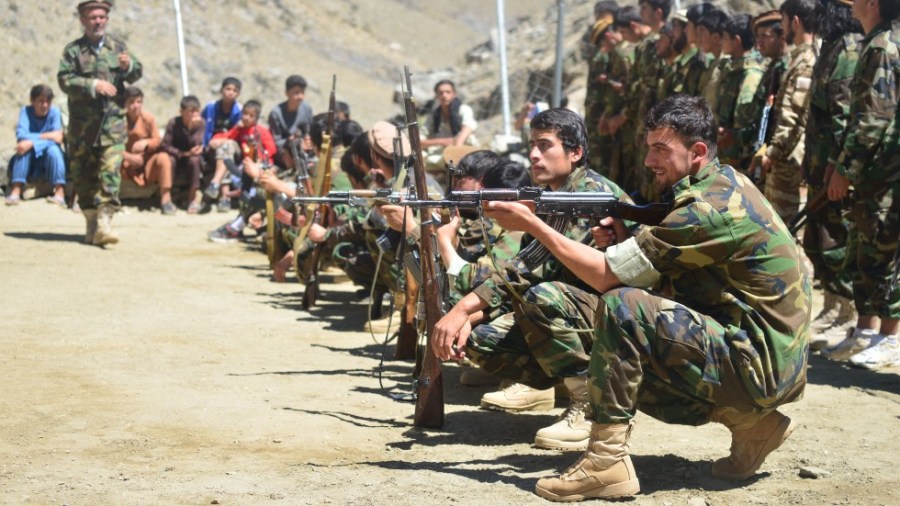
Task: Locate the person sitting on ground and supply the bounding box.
[6,84,66,207]
[420,80,479,187]
[120,87,174,214]
[433,95,810,501]
[206,100,277,243]
[268,74,314,173]
[160,95,206,214]
[201,77,242,210]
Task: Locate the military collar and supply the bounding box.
[553,166,587,192]
[864,20,893,44]
[672,158,721,194]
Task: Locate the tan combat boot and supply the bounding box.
[480,381,555,412]
[535,421,640,501]
[93,204,119,246]
[534,376,592,450]
[83,209,98,245]
[710,407,795,480]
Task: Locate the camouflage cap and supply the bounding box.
[752,10,782,30]
[368,121,410,159]
[77,0,112,14]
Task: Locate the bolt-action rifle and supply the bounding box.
[403,66,445,429]
[301,75,337,310]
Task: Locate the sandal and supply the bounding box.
[46,195,67,208]
[187,200,202,214]
[161,202,177,216]
[5,194,21,206]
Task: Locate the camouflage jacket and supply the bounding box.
[449,217,523,307]
[836,20,900,184]
[585,50,613,123]
[716,53,767,166]
[630,159,810,407]
[739,54,789,162]
[630,33,662,139]
[663,46,707,97]
[700,53,731,112]
[472,167,632,310]
[58,34,142,147]
[804,33,862,186]
[766,42,816,168]
[602,41,636,118]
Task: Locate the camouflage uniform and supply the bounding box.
[592,160,811,424]
[765,42,816,224]
[602,41,636,191]
[716,53,767,168]
[700,53,731,114]
[466,168,632,387]
[681,47,714,97]
[834,20,900,319]
[586,49,613,176]
[738,54,789,178]
[803,33,862,300]
[58,33,142,210]
[631,33,663,203]
[661,46,708,97]
[449,217,522,308]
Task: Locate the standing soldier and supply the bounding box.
[824,0,900,370]
[678,3,716,97]
[803,0,863,350]
[59,0,142,246]
[761,0,818,225]
[696,8,732,113]
[584,4,618,176]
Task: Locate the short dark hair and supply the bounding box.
[530,108,589,167]
[457,150,502,181]
[880,0,900,22]
[243,99,262,117]
[349,129,373,169]
[336,101,351,119]
[180,95,200,110]
[221,76,242,92]
[124,86,143,101]
[686,2,716,24]
[309,112,329,150]
[645,94,717,159]
[30,84,53,101]
[481,159,532,189]
[816,0,863,42]
[754,17,784,38]
[724,14,755,51]
[698,9,729,34]
[594,1,619,18]
[433,80,456,93]
[780,0,818,33]
[614,6,643,28]
[340,148,366,184]
[639,0,672,20]
[337,119,363,148]
[285,74,307,91]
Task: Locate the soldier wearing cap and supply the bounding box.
[58,0,142,247]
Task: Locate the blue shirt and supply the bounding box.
[16,105,63,157]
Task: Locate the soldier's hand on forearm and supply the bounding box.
[432,308,473,361]
[94,80,117,97]
[381,204,417,234]
[591,216,628,249]
[309,223,327,243]
[827,171,850,201]
[483,200,539,234]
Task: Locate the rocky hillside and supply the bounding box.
[0,0,778,160]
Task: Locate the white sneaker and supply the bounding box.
[822,327,877,361]
[849,335,900,370]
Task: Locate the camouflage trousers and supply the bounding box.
[849,182,900,318]
[609,126,638,197]
[765,161,803,225]
[70,140,124,210]
[466,281,598,390]
[589,287,779,426]
[802,184,855,299]
[587,132,614,179]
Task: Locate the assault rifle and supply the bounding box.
[301,75,337,310]
[748,64,784,183]
[398,188,670,271]
[290,189,442,208]
[403,66,445,429]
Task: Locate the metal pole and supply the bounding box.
[497,0,511,137]
[553,0,565,108]
[173,0,189,96]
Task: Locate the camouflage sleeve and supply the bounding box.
[633,200,735,275]
[454,230,522,295]
[733,68,765,131]
[835,46,897,180]
[766,60,813,162]
[123,50,142,84]
[825,43,859,165]
[57,46,94,98]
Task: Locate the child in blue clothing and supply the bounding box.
[6,84,66,206]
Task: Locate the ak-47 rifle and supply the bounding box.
[748,64,784,183]
[403,66,445,429]
[399,188,670,271]
[301,75,337,310]
[787,187,830,236]
[291,189,442,208]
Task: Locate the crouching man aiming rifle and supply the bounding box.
[434,95,811,501]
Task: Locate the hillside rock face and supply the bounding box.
[0,0,779,163]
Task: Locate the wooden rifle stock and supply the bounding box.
[403,66,444,428]
[302,75,337,310]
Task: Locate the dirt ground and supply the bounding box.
[0,200,897,506]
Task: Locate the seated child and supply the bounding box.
[6,84,65,206]
[160,95,207,213]
[120,87,174,214]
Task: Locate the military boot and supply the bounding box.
[710,407,795,480]
[93,204,119,246]
[83,209,98,245]
[480,381,555,412]
[534,376,592,450]
[534,421,640,501]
